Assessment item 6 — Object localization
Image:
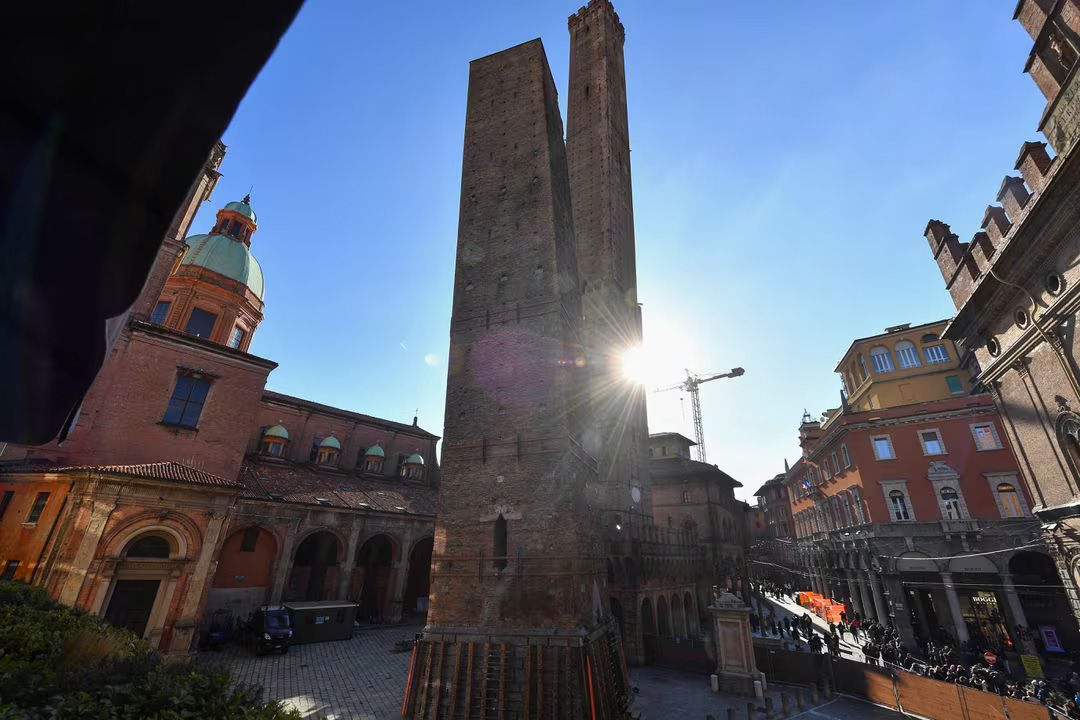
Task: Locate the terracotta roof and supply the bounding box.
[261,390,440,440]
[238,459,437,516]
[50,461,243,488]
[648,456,743,488]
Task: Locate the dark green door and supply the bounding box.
[104,579,160,637]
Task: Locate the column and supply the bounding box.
[940,572,969,643]
[269,529,298,604]
[337,525,363,600]
[847,575,864,618]
[858,578,874,622]
[869,573,888,626]
[389,530,415,622]
[882,574,917,649]
[1000,572,1028,628]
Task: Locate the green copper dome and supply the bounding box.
[264,424,289,440]
[405,452,424,465]
[364,445,385,458]
[223,199,256,223]
[180,233,264,299]
[320,435,341,449]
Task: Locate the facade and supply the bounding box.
[403,3,723,718]
[0,144,440,654]
[749,470,796,585]
[923,0,1080,634]
[785,321,1076,657]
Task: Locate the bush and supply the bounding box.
[0,582,299,720]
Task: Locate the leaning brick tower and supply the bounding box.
[402,36,630,720]
[566,0,654,664]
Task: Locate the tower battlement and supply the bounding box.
[568,0,624,41]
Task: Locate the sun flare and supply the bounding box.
[619,346,652,385]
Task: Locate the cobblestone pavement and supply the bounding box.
[201,624,901,720]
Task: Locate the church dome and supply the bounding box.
[364,444,385,458]
[223,199,256,223]
[180,233,265,299]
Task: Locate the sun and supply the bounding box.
[618,345,655,386]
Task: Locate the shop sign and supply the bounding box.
[1040,625,1065,653]
[1020,654,1044,678]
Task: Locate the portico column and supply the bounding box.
[858,578,874,622]
[1000,572,1028,629]
[337,524,363,600]
[269,529,298,604]
[940,572,969,643]
[389,530,415,622]
[869,573,888,626]
[846,574,864,618]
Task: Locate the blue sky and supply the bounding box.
[192,1,1043,501]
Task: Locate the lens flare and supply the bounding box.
[619,346,652,385]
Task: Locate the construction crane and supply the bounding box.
[653,367,745,463]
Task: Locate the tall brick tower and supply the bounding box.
[566,1,651,521]
[402,38,630,720]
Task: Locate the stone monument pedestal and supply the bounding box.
[708,586,759,696]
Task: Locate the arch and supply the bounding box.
[1056,412,1080,488]
[403,536,434,617]
[125,534,171,558]
[213,525,279,589]
[99,510,201,560]
[684,591,696,636]
[353,533,397,622]
[670,592,686,637]
[896,551,937,573]
[288,530,341,602]
[870,345,894,373]
[656,595,672,637]
[640,597,658,664]
[894,340,920,369]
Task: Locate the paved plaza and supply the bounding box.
[200,621,903,720]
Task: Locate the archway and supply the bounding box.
[288,530,341,602]
[355,534,397,622]
[103,532,176,638]
[640,597,659,664]
[671,593,686,637]
[684,592,696,637]
[403,537,433,618]
[1011,550,1077,650]
[657,595,672,637]
[208,526,279,623]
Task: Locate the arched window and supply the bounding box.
[997,483,1024,518]
[895,340,920,369]
[493,515,508,570]
[857,354,868,381]
[850,487,865,524]
[126,534,171,558]
[921,333,939,343]
[940,487,963,520]
[889,490,910,521]
[870,346,894,373]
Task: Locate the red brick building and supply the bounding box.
[0,143,440,654]
[784,321,1076,659]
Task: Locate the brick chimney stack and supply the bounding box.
[982,205,1012,246]
[1015,141,1054,192]
[997,176,1032,222]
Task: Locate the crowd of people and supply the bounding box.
[749,579,1080,717]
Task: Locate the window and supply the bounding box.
[889,490,911,521]
[1,561,17,581]
[240,527,260,552]
[26,492,49,524]
[682,489,691,503]
[923,344,949,365]
[127,535,170,558]
[163,373,210,428]
[831,452,840,475]
[940,487,963,520]
[870,346,894,373]
[310,439,323,462]
[821,457,831,478]
[0,491,12,522]
[946,375,965,395]
[921,333,939,343]
[229,220,242,238]
[1014,308,1030,329]
[895,340,921,369]
[971,423,1002,451]
[857,354,868,381]
[986,337,1001,357]
[1047,272,1065,296]
[151,301,170,325]
[996,483,1025,518]
[184,308,217,338]
[227,326,246,349]
[494,515,508,570]
[919,429,945,455]
[317,447,339,465]
[871,435,895,460]
[840,444,851,468]
[261,437,284,456]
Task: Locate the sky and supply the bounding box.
[192,0,1044,502]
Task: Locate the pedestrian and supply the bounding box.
[809,633,823,654]
[829,621,836,637]
[851,618,861,641]
[840,611,848,625]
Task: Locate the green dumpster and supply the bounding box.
[283,601,358,644]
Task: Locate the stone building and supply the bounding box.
[749,469,796,585]
[402,2,720,718]
[0,143,439,654]
[784,321,1077,656]
[923,0,1080,633]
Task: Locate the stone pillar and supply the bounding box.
[58,497,115,607]
[869,573,888,626]
[709,587,758,696]
[338,524,363,600]
[846,574,864,618]
[389,530,415,622]
[171,509,229,654]
[882,574,917,649]
[1000,573,1028,628]
[269,529,298,604]
[940,572,969,643]
[858,578,875,622]
[911,589,932,640]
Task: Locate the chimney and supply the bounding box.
[997,176,1031,222]
[982,205,1012,245]
[1014,0,1054,41]
[1015,140,1054,192]
[971,230,996,267]
[925,220,966,279]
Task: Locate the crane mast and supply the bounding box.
[653,367,745,463]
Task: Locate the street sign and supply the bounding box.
[983,651,998,665]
